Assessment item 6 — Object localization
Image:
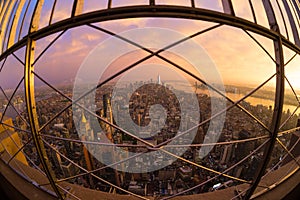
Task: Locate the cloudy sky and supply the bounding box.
[0,0,299,92]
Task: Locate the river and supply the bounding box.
[169,81,299,115]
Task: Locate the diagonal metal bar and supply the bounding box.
[249,0,257,24]
[271,160,300,189]
[32,29,67,66]
[278,126,300,136]
[288,0,300,27]
[1,125,30,177]
[0,142,6,155]
[160,148,251,184]
[287,1,300,27]
[76,104,155,147]
[283,0,300,46]
[15,152,56,195]
[0,77,24,122]
[17,0,31,41]
[0,84,30,126]
[284,52,297,66]
[279,104,300,130]
[276,0,289,39]
[244,29,276,63]
[276,137,300,166]
[6,152,53,196]
[0,0,17,54]
[285,75,300,103]
[9,151,40,174]
[48,0,57,25]
[243,160,300,199]
[42,134,147,148]
[165,135,269,147]
[12,52,25,66]
[56,184,80,200]
[0,0,10,21]
[0,121,31,134]
[7,0,27,49]
[161,138,270,200]
[2,0,18,53]
[42,138,150,200]
[0,56,7,72]
[88,23,222,56]
[0,142,30,179]
[44,151,145,185]
[1,139,47,182]
[230,189,248,200]
[42,132,268,148]
[262,137,300,178]
[24,155,46,176]
[238,154,300,200]
[7,137,33,164]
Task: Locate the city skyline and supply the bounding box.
[0,1,300,199]
[1,1,300,91]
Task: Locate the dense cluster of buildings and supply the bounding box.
[0,81,298,197]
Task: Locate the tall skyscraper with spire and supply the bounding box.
[157,74,161,85]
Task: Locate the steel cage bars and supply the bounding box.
[244,0,285,198]
[0,0,300,200]
[24,0,64,199]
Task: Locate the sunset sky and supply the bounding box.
[0,0,299,93]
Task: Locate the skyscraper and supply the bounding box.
[157,74,161,85]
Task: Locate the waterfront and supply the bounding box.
[172,81,299,115]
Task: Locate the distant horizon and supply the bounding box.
[1,13,299,97]
[1,78,299,94]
